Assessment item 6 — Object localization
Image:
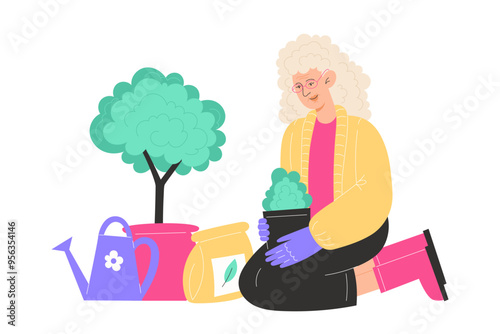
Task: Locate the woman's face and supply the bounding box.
[292,68,336,110]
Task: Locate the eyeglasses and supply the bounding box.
[292,69,329,93]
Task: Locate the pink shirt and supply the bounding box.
[308,117,336,217]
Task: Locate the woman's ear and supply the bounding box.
[325,70,336,88]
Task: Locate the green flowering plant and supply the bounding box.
[262,168,312,211]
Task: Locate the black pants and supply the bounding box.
[239,218,389,311]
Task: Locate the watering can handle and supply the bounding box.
[99,216,133,237]
[134,237,159,299]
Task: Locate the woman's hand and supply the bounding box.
[264,227,322,268]
[258,218,270,241]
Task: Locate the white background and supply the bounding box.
[1,0,499,333]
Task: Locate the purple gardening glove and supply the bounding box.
[265,227,323,268]
[258,218,270,241]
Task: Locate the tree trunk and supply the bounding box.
[154,181,165,224]
[143,150,181,224]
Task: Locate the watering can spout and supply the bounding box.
[53,237,72,252]
[53,237,89,299]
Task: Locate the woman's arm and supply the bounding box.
[309,118,393,250]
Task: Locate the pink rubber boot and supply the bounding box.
[373,230,448,301]
[373,233,428,266]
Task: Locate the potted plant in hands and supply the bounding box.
[89,68,226,300]
[261,168,313,248]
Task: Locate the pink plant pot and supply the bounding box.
[129,223,199,301]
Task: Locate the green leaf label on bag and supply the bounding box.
[212,254,245,297]
[222,259,237,287]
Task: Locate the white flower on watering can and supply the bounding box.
[104,250,124,272]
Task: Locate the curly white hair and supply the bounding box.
[277,34,371,123]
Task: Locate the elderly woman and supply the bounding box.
[239,35,447,311]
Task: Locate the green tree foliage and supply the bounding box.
[90,68,226,176]
[262,168,312,211]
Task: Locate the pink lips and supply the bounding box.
[309,95,318,101]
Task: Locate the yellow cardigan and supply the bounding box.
[280,105,392,250]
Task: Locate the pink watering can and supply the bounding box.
[53,216,159,300]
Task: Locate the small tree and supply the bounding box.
[90,68,226,223]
